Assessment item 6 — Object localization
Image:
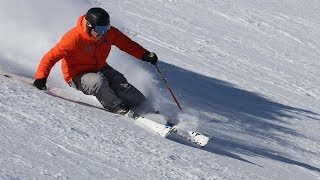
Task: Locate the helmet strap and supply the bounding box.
[85,20,93,34]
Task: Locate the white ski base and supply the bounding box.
[133,115,210,147]
[134,116,173,137]
[172,127,210,147]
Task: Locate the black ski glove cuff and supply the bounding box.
[33,78,47,90]
[142,52,158,65]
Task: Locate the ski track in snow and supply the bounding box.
[0,0,320,179]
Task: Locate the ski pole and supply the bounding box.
[155,64,183,111]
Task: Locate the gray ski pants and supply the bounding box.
[69,65,148,112]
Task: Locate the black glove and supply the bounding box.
[142,52,158,65]
[33,78,47,90]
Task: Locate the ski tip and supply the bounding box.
[195,134,211,147]
[199,139,210,147]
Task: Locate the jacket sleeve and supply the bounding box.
[111,27,148,60]
[35,32,76,79]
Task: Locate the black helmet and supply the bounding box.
[85,7,110,28]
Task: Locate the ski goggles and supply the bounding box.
[93,24,111,35]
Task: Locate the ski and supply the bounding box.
[124,110,210,147]
[170,126,211,147]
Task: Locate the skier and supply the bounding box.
[33,7,158,114]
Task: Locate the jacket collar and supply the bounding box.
[76,15,100,43]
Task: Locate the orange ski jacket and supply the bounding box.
[35,15,148,83]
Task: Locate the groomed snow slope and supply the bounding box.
[0,0,319,179]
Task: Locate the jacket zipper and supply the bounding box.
[93,43,98,71]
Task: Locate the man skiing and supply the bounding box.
[34,7,158,114]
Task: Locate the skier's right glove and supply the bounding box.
[33,78,47,90]
[142,52,158,65]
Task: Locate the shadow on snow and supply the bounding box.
[147,61,320,173]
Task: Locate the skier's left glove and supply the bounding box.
[33,78,47,90]
[142,52,158,65]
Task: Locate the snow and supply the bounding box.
[0,0,320,179]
